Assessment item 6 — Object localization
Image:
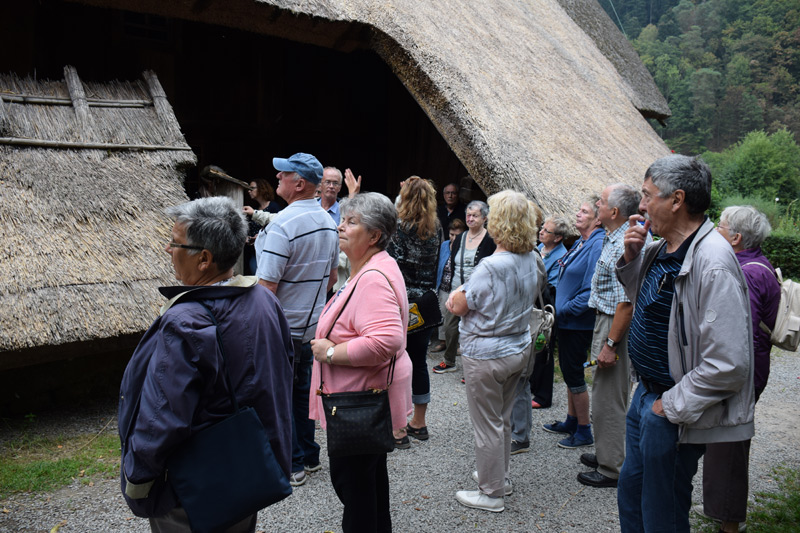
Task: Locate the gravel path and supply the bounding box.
[2,347,798,533]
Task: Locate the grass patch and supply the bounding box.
[693,465,800,532]
[0,426,120,499]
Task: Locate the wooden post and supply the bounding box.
[0,93,7,131]
[63,65,92,136]
[142,70,184,144]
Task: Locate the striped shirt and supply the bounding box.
[255,199,339,342]
[628,236,694,387]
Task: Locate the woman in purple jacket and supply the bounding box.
[698,205,781,533]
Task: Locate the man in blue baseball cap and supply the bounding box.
[254,152,339,487]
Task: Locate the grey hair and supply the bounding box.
[583,194,601,218]
[607,183,642,219]
[340,192,397,250]
[166,196,247,272]
[645,155,712,215]
[466,200,489,220]
[323,166,343,184]
[544,215,572,239]
[720,205,772,249]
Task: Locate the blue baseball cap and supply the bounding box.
[272,153,323,184]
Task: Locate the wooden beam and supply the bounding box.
[0,94,152,107]
[63,65,93,135]
[142,70,184,143]
[0,136,193,151]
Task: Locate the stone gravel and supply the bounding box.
[2,347,799,533]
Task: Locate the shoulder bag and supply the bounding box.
[165,302,292,533]
[318,269,398,457]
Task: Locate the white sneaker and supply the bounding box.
[289,471,306,486]
[455,490,504,512]
[471,471,513,495]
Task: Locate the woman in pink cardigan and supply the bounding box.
[310,192,412,533]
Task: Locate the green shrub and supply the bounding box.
[762,234,800,280]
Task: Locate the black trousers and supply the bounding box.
[329,453,391,533]
[529,325,557,406]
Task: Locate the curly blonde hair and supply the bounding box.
[396,176,439,239]
[487,190,538,253]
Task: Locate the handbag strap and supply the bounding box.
[318,268,399,394]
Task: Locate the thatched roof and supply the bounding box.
[0,67,194,367]
[73,0,669,215]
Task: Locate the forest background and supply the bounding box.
[597,0,800,275]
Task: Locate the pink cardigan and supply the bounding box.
[309,251,413,431]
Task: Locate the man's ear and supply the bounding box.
[196,249,214,272]
[671,189,686,213]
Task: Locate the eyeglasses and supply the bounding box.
[540,228,554,234]
[169,242,205,251]
[322,180,341,187]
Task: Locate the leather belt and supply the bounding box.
[639,377,672,396]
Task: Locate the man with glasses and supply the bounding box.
[437,182,467,233]
[318,167,343,225]
[255,152,339,488]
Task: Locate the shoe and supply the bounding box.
[431,341,446,353]
[580,453,598,469]
[577,470,617,488]
[471,471,513,495]
[394,436,411,449]
[691,506,747,532]
[289,471,307,486]
[406,424,429,440]
[542,420,576,435]
[455,490,504,512]
[510,440,530,455]
[557,433,594,449]
[304,463,322,473]
[432,362,457,374]
[461,377,465,384]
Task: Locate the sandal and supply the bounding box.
[406,424,429,441]
[394,436,411,449]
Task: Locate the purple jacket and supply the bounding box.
[737,247,781,395]
[119,279,294,517]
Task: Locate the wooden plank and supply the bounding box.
[63,65,93,134]
[0,94,152,107]
[142,70,184,143]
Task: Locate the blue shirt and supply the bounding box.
[436,240,451,290]
[538,242,567,288]
[554,228,604,330]
[317,198,340,226]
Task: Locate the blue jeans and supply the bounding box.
[617,384,705,533]
[291,340,320,473]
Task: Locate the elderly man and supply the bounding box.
[577,184,642,488]
[616,155,754,532]
[318,166,343,225]
[119,197,293,531]
[255,152,339,487]
[437,182,467,232]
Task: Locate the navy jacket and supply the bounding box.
[119,279,293,516]
[555,228,604,330]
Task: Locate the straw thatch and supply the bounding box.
[0,67,194,366]
[73,0,669,214]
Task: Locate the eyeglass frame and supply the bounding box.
[321,179,341,188]
[168,242,205,251]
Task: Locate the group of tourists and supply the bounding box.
[118,152,778,533]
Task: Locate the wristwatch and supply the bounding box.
[326,346,335,365]
[606,337,619,349]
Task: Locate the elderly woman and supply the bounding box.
[530,214,572,409]
[387,176,442,446]
[119,197,294,532]
[310,192,412,533]
[434,200,496,374]
[446,190,540,513]
[698,206,781,533]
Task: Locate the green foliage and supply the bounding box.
[762,233,800,280]
[606,0,800,155]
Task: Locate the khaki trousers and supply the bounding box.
[463,350,529,498]
[590,312,630,479]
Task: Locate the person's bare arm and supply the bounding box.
[446,286,470,316]
[259,278,278,294]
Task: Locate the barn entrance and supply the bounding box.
[3,0,476,200]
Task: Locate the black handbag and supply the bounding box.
[318,269,398,458]
[408,289,443,333]
[166,302,292,533]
